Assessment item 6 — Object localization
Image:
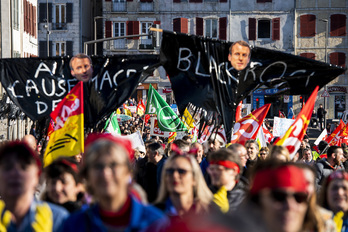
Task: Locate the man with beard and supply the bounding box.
[315,145,344,189]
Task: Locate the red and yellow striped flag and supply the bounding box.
[44,81,84,167]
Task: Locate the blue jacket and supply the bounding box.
[63,196,168,232]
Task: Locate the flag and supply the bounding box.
[275,86,319,159]
[123,104,132,117]
[262,123,273,143]
[168,132,177,144]
[144,114,151,124]
[256,125,268,148]
[279,110,285,118]
[104,111,121,136]
[325,120,345,146]
[44,81,84,167]
[145,84,187,132]
[314,129,328,146]
[231,104,271,146]
[198,125,214,144]
[287,107,295,119]
[116,108,121,114]
[235,101,243,122]
[137,99,145,116]
[182,108,194,129]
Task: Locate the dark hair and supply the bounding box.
[327,145,342,158]
[229,41,251,57]
[146,142,164,156]
[208,148,242,179]
[44,157,81,184]
[245,139,259,150]
[69,53,92,70]
[172,139,190,152]
[318,141,329,153]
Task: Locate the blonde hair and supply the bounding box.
[269,145,290,162]
[155,154,213,213]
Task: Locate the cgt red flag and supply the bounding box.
[275,86,319,159]
[325,120,346,146]
[231,104,271,146]
[235,101,243,122]
[137,99,146,116]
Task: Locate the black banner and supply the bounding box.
[159,31,346,140]
[0,55,160,127]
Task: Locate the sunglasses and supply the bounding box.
[165,168,190,176]
[270,190,308,204]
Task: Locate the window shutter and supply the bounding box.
[105,0,111,1]
[219,0,227,2]
[249,18,256,40]
[34,6,37,38]
[39,3,46,23]
[30,4,33,36]
[127,21,139,39]
[330,52,346,67]
[127,0,133,2]
[300,14,316,37]
[190,0,202,2]
[272,18,280,40]
[196,17,203,36]
[24,0,27,33]
[105,21,112,38]
[66,3,73,23]
[48,3,52,22]
[181,18,188,34]
[330,14,346,37]
[153,21,161,25]
[39,41,47,57]
[219,17,227,40]
[66,41,73,56]
[173,0,181,2]
[300,53,316,60]
[173,18,180,32]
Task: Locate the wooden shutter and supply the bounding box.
[190,0,202,2]
[330,52,346,67]
[39,41,47,57]
[249,18,256,40]
[173,0,181,2]
[219,0,227,2]
[66,3,73,23]
[196,17,203,36]
[127,21,139,39]
[272,18,280,40]
[330,14,346,37]
[105,21,112,38]
[173,18,180,32]
[39,3,46,23]
[105,0,111,1]
[66,41,73,56]
[34,6,37,38]
[300,53,316,60]
[219,17,227,40]
[300,14,316,37]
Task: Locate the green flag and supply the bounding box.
[145,85,187,132]
[104,111,121,135]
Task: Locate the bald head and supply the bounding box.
[22,134,37,152]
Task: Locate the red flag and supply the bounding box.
[44,81,84,167]
[231,104,271,146]
[137,99,146,116]
[325,120,345,146]
[144,114,151,124]
[275,86,318,159]
[262,123,273,143]
[235,101,243,122]
[279,110,285,118]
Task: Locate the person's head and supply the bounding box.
[207,133,226,152]
[70,53,93,82]
[171,139,190,153]
[319,104,323,108]
[327,145,344,165]
[302,147,312,163]
[319,170,348,214]
[228,41,251,71]
[191,142,204,164]
[300,140,309,150]
[44,158,82,205]
[146,142,164,164]
[22,134,37,152]
[182,135,192,144]
[259,147,270,161]
[227,143,247,167]
[0,141,41,201]
[207,148,242,191]
[245,139,259,161]
[249,161,314,232]
[269,145,290,162]
[156,153,213,213]
[318,140,329,154]
[80,133,133,202]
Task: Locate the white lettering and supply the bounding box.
[25,79,39,97]
[34,62,53,78]
[177,48,192,71]
[7,81,23,98]
[35,101,48,114]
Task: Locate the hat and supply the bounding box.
[210,132,226,147]
[250,165,307,195]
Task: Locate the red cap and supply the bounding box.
[85,133,134,161]
[250,165,307,195]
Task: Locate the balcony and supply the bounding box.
[113,2,126,12]
[139,38,153,49]
[140,2,153,12]
[51,23,67,30]
[113,39,127,50]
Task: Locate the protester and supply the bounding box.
[301,147,315,165]
[245,139,259,162]
[22,134,38,153]
[315,145,345,188]
[317,104,327,131]
[0,141,68,232]
[63,133,167,231]
[191,142,209,175]
[42,157,85,212]
[318,170,348,231]
[228,41,251,71]
[154,150,213,217]
[69,53,93,82]
[258,147,269,161]
[207,148,246,213]
[207,133,225,152]
[269,145,290,162]
[227,143,248,177]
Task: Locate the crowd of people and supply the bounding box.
[1,115,348,232]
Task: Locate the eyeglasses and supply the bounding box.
[270,190,308,204]
[165,168,190,176]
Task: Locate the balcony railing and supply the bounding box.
[140,2,153,12]
[113,2,126,12]
[51,23,67,30]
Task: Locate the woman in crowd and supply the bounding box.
[63,133,167,232]
[268,145,290,162]
[154,148,213,218]
[258,147,269,161]
[319,170,348,231]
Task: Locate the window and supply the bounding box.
[205,19,218,39]
[113,0,126,12]
[330,52,346,67]
[331,14,346,37]
[300,53,316,60]
[140,22,152,46]
[173,18,188,34]
[140,0,153,11]
[13,0,19,30]
[258,19,270,39]
[114,22,126,49]
[300,14,316,37]
[55,42,66,56]
[53,4,66,30]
